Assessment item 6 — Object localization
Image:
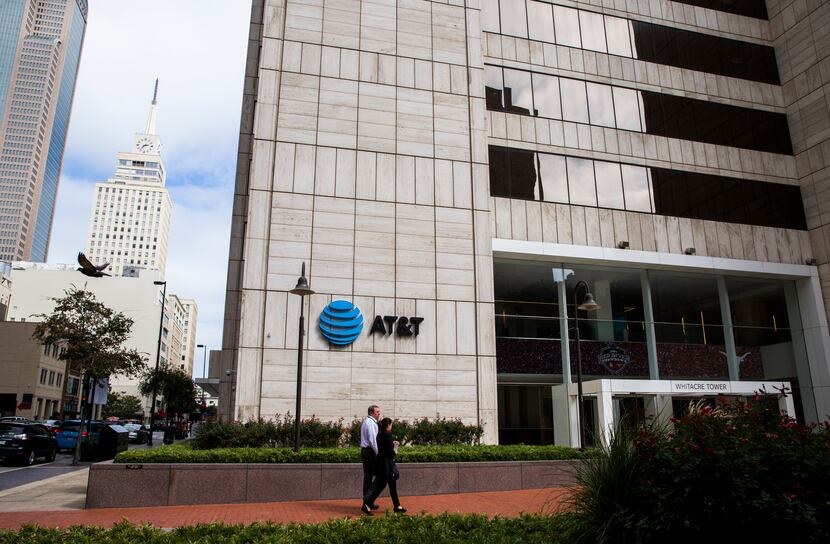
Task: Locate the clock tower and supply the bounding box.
[133,79,163,155]
[82,78,172,278]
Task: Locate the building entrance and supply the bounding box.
[552,379,795,448]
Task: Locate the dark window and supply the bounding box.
[639,91,792,155]
[667,0,767,20]
[630,21,779,84]
[489,146,510,197]
[508,147,537,199]
[489,146,807,230]
[485,66,793,155]
[650,168,806,229]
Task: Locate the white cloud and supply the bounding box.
[65,0,252,175]
[49,0,252,378]
[49,175,95,265]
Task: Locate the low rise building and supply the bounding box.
[8,263,167,417]
[0,322,71,419]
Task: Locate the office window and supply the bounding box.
[488,146,806,230]
[485,66,793,155]
[567,157,596,207]
[552,5,580,48]
[499,0,528,38]
[559,78,588,124]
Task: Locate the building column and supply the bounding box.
[717,276,738,380]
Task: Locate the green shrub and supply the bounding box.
[192,415,344,449]
[0,515,581,543]
[347,417,483,446]
[571,396,830,543]
[569,423,652,543]
[115,443,594,464]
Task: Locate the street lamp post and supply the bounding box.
[148,280,167,446]
[289,262,314,452]
[197,344,207,409]
[572,280,600,451]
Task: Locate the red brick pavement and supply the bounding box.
[0,488,573,530]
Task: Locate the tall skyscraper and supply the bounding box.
[219,0,830,439]
[84,81,172,278]
[0,0,88,264]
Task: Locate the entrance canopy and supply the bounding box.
[552,379,794,448]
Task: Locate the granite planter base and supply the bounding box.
[86,460,580,509]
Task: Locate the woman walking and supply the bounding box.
[361,417,406,514]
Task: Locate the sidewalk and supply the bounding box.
[0,487,572,530]
[0,468,88,513]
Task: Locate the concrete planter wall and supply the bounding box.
[86,460,580,509]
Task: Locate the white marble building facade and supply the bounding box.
[220,0,830,440]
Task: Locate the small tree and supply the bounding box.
[139,364,197,421]
[102,391,143,420]
[32,287,145,464]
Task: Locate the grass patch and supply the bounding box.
[114,444,596,464]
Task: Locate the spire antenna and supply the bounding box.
[145,78,159,135]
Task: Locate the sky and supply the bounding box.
[49,0,253,379]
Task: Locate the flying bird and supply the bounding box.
[77,252,111,278]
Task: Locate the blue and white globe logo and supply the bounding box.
[319,300,364,346]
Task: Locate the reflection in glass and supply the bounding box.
[578,10,606,53]
[612,87,641,131]
[726,278,790,328]
[494,259,561,342]
[484,65,504,111]
[566,157,596,206]
[564,265,649,378]
[594,161,624,209]
[499,0,528,38]
[621,165,652,212]
[559,78,588,123]
[537,154,568,203]
[498,385,555,445]
[489,146,510,197]
[604,15,632,57]
[651,272,727,379]
[552,5,580,48]
[503,68,534,115]
[587,82,615,128]
[526,1,554,42]
[531,73,561,119]
[651,273,722,328]
[509,147,537,199]
[481,0,500,33]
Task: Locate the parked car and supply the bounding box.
[123,423,150,444]
[54,420,105,451]
[36,419,60,432]
[0,422,58,465]
[0,416,31,423]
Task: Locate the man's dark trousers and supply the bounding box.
[361,446,376,497]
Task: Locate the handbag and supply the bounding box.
[390,460,400,481]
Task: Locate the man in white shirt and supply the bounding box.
[360,404,381,509]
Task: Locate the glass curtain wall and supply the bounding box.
[495,259,809,384]
[649,272,727,379]
[482,1,776,82]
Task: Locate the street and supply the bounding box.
[0,431,166,491]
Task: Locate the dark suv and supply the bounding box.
[0,422,58,465]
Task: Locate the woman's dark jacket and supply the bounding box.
[373,429,397,478]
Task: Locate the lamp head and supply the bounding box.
[577,291,600,312]
[289,261,315,296]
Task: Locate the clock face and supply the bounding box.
[136,138,155,153]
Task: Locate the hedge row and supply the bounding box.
[0,515,581,544]
[191,416,484,450]
[114,444,594,464]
